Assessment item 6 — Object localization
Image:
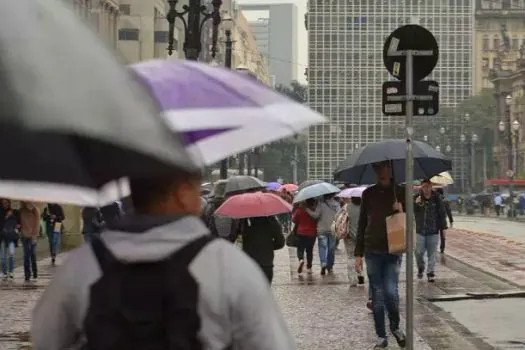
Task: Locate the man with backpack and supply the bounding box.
[31,169,296,350]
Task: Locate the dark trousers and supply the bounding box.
[296,235,316,268]
[22,237,37,279]
[439,230,446,252]
[260,266,273,284]
[495,205,501,216]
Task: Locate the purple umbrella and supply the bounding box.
[130,60,326,165]
[266,182,281,190]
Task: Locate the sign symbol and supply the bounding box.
[393,62,401,77]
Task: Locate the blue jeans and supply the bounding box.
[415,233,439,274]
[0,241,15,275]
[318,232,336,269]
[365,252,402,338]
[22,237,37,279]
[47,231,60,258]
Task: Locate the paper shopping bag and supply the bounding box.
[54,222,62,234]
[386,212,406,254]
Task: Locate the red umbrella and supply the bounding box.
[214,191,292,219]
[279,183,298,192]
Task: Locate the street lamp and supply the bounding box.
[166,0,223,60]
[423,135,428,142]
[219,15,233,179]
[435,145,441,152]
[446,145,452,153]
[439,127,446,135]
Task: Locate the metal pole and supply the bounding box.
[405,50,415,350]
[470,142,475,192]
[293,140,298,184]
[511,135,517,217]
[219,31,233,179]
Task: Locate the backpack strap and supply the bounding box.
[90,237,117,273]
[170,235,215,267]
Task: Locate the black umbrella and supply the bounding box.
[224,176,265,195]
[334,140,452,184]
[297,179,324,192]
[0,0,197,205]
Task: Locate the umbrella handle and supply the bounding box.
[390,160,397,203]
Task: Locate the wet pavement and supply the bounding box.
[454,216,525,243]
[4,229,525,349]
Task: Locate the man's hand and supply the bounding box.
[355,256,363,272]
[415,196,422,204]
[393,201,403,212]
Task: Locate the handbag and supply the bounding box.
[285,222,299,247]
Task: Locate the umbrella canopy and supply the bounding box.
[130,60,326,166]
[200,196,207,212]
[337,186,367,198]
[430,171,454,185]
[280,183,298,192]
[297,179,324,192]
[293,182,340,204]
[266,182,281,191]
[0,0,197,206]
[210,180,228,199]
[224,176,266,195]
[334,140,452,184]
[214,191,292,219]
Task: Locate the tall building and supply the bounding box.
[474,0,525,93]
[239,3,298,86]
[306,0,474,182]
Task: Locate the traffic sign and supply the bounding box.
[383,25,439,82]
[382,80,439,116]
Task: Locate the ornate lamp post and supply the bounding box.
[166,0,222,60]
[218,15,233,179]
[498,117,520,217]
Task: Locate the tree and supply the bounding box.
[257,81,308,182]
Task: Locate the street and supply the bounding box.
[3,220,525,349]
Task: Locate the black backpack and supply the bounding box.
[84,235,214,350]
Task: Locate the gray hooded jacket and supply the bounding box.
[31,215,296,350]
[305,199,340,234]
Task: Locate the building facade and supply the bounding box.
[71,0,120,48]
[474,0,525,93]
[239,3,298,86]
[306,0,474,181]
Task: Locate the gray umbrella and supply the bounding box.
[224,176,266,195]
[297,179,324,192]
[0,0,197,204]
[333,139,452,184]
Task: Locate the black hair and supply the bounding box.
[129,170,202,213]
[351,197,362,206]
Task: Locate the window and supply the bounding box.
[512,37,519,50]
[493,37,500,50]
[154,31,169,43]
[482,35,489,50]
[118,28,139,41]
[119,4,131,15]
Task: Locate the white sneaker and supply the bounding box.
[2,274,7,280]
[306,268,312,274]
[8,273,13,279]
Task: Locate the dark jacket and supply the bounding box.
[240,216,285,267]
[414,191,448,235]
[1,210,19,244]
[47,204,65,222]
[82,207,105,234]
[442,198,453,225]
[355,183,405,257]
[100,202,122,223]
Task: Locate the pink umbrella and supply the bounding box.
[337,186,367,198]
[214,191,292,219]
[280,183,298,192]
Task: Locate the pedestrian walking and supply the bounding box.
[306,193,339,275]
[32,170,296,350]
[354,161,406,349]
[1,201,19,280]
[292,199,317,275]
[19,202,40,281]
[82,206,105,243]
[435,188,453,253]
[495,194,503,216]
[234,216,285,284]
[42,203,65,266]
[340,196,366,287]
[414,180,448,282]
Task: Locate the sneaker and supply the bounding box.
[321,267,326,275]
[8,273,13,279]
[1,274,7,281]
[297,260,304,274]
[51,257,56,266]
[417,267,424,279]
[306,268,312,274]
[440,248,445,253]
[366,299,373,311]
[327,268,333,274]
[24,277,31,282]
[392,329,406,348]
[427,272,435,283]
[33,274,38,279]
[373,337,388,349]
[357,276,365,285]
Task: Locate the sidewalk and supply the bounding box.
[445,228,525,288]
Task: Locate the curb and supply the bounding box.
[423,290,525,302]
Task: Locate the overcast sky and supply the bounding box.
[238,0,307,83]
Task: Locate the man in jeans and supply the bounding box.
[355,161,406,349]
[19,202,40,281]
[414,180,447,282]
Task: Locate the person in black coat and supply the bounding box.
[435,188,453,253]
[42,203,65,266]
[235,216,285,284]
